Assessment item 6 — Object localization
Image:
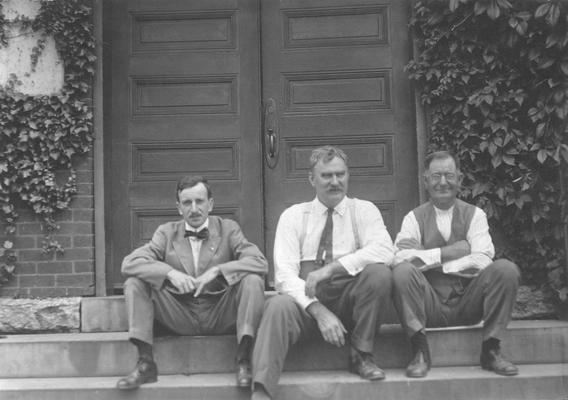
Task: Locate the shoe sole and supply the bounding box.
[236,379,252,387]
[481,365,519,376]
[365,374,386,381]
[349,366,386,381]
[116,376,158,390]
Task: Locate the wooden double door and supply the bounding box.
[105,0,418,292]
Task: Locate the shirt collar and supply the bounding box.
[184,218,209,232]
[433,204,454,217]
[313,196,348,216]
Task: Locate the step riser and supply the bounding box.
[80,295,402,333]
[2,323,567,378]
[1,373,567,400]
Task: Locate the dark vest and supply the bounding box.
[412,199,476,303]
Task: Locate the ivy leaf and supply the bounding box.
[503,155,515,165]
[472,182,489,197]
[558,287,568,302]
[537,149,547,163]
[546,4,560,26]
[496,0,512,10]
[492,155,502,168]
[483,53,495,64]
[487,1,501,20]
[561,60,568,76]
[560,144,568,163]
[449,0,460,12]
[535,3,551,19]
[545,34,559,49]
[474,1,488,16]
[537,57,555,69]
[528,47,540,61]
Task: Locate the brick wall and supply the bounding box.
[0,152,95,298]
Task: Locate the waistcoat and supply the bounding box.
[412,199,476,303]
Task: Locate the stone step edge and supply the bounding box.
[1,363,566,391]
[1,322,566,379]
[3,319,568,343]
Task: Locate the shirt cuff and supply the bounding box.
[415,248,440,266]
[216,264,237,285]
[337,255,360,276]
[295,294,318,310]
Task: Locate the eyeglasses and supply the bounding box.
[426,172,459,183]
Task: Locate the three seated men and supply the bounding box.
[118,147,520,398]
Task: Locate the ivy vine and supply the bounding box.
[406,0,568,303]
[0,0,95,284]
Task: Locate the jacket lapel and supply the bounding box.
[172,222,196,276]
[198,217,221,272]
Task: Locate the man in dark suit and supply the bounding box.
[116,175,268,390]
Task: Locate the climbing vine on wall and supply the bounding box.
[0,0,95,284]
[406,0,568,303]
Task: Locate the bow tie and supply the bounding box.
[184,228,209,240]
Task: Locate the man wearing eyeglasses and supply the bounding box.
[391,150,520,379]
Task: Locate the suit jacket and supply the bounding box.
[122,216,268,295]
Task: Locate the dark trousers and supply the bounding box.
[392,259,520,341]
[124,274,265,345]
[252,263,392,398]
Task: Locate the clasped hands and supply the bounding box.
[166,267,219,297]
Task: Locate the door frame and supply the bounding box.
[92,0,428,296]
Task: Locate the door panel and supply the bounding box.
[105,0,417,291]
[106,0,262,291]
[261,0,418,283]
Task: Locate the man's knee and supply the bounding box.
[359,263,392,291]
[124,277,150,296]
[487,259,520,283]
[392,261,418,288]
[239,273,265,292]
[263,295,298,321]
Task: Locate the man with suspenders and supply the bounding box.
[250,146,395,400]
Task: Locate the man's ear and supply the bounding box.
[308,172,315,187]
[208,197,214,212]
[422,173,429,187]
[457,172,464,186]
[176,202,182,215]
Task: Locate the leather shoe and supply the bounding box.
[350,354,385,380]
[480,348,518,376]
[406,350,430,378]
[236,359,252,387]
[406,331,431,378]
[116,359,158,390]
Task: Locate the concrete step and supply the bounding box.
[1,364,567,400]
[80,294,401,333]
[1,321,567,379]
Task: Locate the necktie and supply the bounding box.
[184,228,209,240]
[316,208,334,265]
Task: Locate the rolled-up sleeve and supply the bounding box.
[394,212,441,266]
[442,208,494,274]
[338,200,395,275]
[274,206,317,309]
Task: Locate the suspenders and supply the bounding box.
[299,198,361,259]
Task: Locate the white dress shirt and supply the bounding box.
[394,204,494,275]
[274,196,395,309]
[184,219,209,276]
